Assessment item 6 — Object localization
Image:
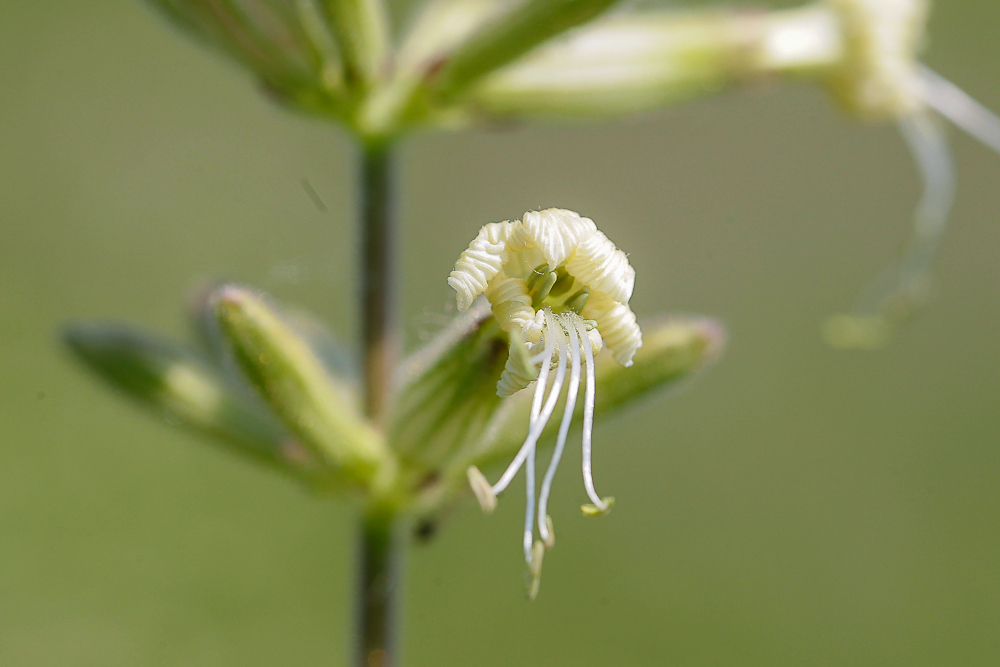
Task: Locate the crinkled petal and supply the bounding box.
[581,294,642,366]
[564,229,635,303]
[515,209,597,267]
[448,221,514,310]
[484,272,544,340]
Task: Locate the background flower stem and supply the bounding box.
[357,141,401,666]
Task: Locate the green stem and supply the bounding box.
[356,141,401,666]
[359,142,398,428]
[355,510,400,667]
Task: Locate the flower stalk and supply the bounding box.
[357,140,401,666]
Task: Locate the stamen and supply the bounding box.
[537,315,582,547]
[575,320,612,514]
[854,110,954,313]
[920,66,1000,155]
[467,466,497,514]
[543,514,555,550]
[491,311,567,496]
[825,110,955,350]
[527,540,545,601]
[523,419,537,561]
[524,316,567,561]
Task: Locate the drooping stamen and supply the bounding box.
[491,311,567,497]
[859,110,955,312]
[575,319,611,513]
[527,540,545,601]
[826,109,956,350]
[523,418,537,561]
[524,317,567,561]
[920,66,1000,155]
[537,315,582,547]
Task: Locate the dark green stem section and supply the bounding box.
[356,142,400,666]
[360,142,398,428]
[356,511,399,667]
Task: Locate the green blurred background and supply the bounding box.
[3,0,1000,664]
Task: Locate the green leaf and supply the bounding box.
[213,286,393,490]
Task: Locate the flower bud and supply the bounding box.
[389,301,508,471]
[214,285,391,490]
[145,0,348,113]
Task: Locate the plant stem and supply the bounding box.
[356,510,399,667]
[357,141,400,666]
[359,141,398,428]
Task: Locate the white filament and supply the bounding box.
[920,66,1000,155]
[900,110,956,245]
[523,415,537,561]
[851,109,954,315]
[537,317,582,547]
[576,320,606,510]
[491,311,566,497]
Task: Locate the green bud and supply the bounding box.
[322,0,390,88]
[469,7,844,120]
[213,286,392,490]
[389,303,508,473]
[63,323,325,481]
[144,0,348,115]
[430,0,626,100]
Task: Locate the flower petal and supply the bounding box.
[448,220,514,310]
[564,228,635,303]
[581,293,642,366]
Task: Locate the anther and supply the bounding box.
[543,515,555,550]
[581,496,615,517]
[527,540,545,601]
[467,466,498,514]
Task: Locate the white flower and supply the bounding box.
[450,208,640,596]
[820,0,1000,348]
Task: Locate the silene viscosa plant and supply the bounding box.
[65,0,998,664]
